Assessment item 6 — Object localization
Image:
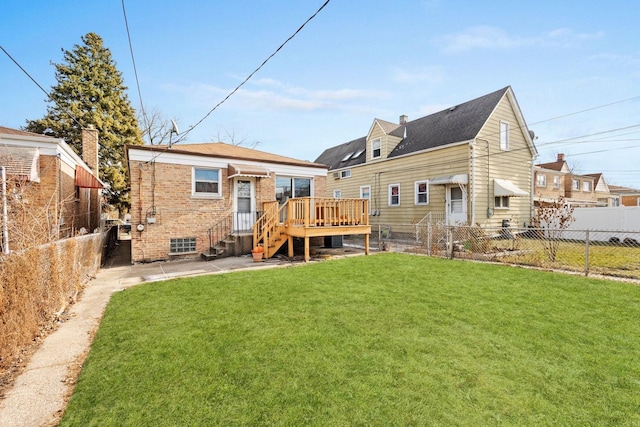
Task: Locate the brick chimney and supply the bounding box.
[557,153,565,162]
[399,114,408,125]
[81,126,99,175]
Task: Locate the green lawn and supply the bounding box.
[61,253,640,426]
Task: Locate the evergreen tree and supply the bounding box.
[25,32,143,212]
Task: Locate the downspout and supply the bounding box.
[470,140,475,224]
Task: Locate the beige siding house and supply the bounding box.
[315,87,538,231]
[126,142,328,263]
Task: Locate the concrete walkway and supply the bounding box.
[0,240,300,427]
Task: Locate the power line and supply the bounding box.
[174,0,331,143]
[0,45,84,130]
[121,0,149,141]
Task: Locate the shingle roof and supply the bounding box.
[130,142,327,169]
[0,126,44,137]
[315,87,510,170]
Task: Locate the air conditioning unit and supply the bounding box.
[333,172,340,179]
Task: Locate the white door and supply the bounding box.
[234,179,255,231]
[446,185,467,224]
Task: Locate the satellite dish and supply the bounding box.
[170,119,179,135]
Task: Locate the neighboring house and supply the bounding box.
[609,185,640,207]
[315,86,538,230]
[534,154,611,207]
[585,173,617,207]
[0,126,103,251]
[126,142,358,263]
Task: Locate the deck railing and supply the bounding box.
[287,197,369,228]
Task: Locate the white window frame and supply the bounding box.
[193,167,221,198]
[583,181,592,192]
[360,185,371,213]
[553,176,560,189]
[340,169,351,179]
[388,183,400,206]
[572,179,580,190]
[414,180,429,205]
[371,138,381,159]
[333,190,342,198]
[499,121,509,150]
[494,196,510,209]
[536,173,546,187]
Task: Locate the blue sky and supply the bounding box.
[2,1,639,188]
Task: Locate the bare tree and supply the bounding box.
[212,128,261,149]
[138,108,179,146]
[531,196,575,262]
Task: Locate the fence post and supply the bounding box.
[427,223,432,256]
[448,226,454,259]
[585,229,590,277]
[378,224,382,251]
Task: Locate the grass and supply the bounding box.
[61,253,640,426]
[492,237,640,278]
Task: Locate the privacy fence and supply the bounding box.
[350,223,640,280]
[0,228,113,373]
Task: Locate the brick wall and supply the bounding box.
[129,159,327,262]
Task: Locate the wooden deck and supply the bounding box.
[254,198,371,261]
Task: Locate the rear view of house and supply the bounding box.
[315,86,538,232]
[126,143,331,263]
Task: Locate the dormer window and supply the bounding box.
[371,138,381,159]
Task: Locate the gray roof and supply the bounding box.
[315,87,510,170]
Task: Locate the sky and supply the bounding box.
[2,0,639,188]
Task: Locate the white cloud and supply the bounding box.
[392,66,445,84]
[438,26,604,53]
[164,80,389,113]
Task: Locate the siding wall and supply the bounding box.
[326,94,535,229]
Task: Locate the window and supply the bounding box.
[371,138,381,159]
[388,184,400,206]
[500,121,509,150]
[414,180,429,205]
[360,185,371,213]
[494,196,510,209]
[341,152,354,162]
[193,168,220,196]
[276,176,311,204]
[553,176,560,189]
[170,237,197,254]
[333,190,342,198]
[340,169,351,179]
[536,173,546,187]
[572,179,580,190]
[583,181,592,192]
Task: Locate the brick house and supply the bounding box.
[0,126,103,251]
[609,185,640,207]
[534,153,608,206]
[126,143,328,263]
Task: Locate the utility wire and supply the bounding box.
[174,0,331,143]
[121,0,149,141]
[0,44,84,129]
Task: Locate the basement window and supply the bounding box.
[170,237,197,254]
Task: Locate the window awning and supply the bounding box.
[494,179,528,197]
[430,173,468,185]
[227,163,270,179]
[75,166,104,189]
[0,146,40,182]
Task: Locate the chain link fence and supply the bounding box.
[346,223,640,280]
